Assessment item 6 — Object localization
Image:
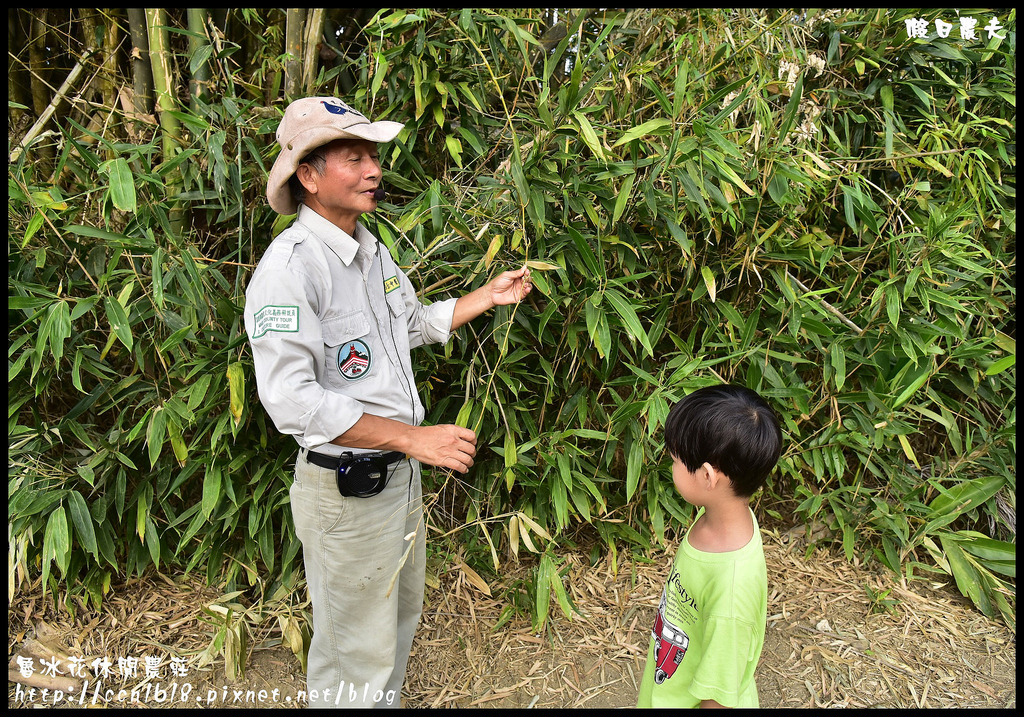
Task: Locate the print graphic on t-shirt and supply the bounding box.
[652,591,691,684]
[338,339,371,379]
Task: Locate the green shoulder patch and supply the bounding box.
[253,305,299,337]
[384,276,400,294]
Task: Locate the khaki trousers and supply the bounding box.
[291,453,425,708]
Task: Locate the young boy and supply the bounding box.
[637,384,783,709]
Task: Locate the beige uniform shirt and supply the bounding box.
[244,205,457,456]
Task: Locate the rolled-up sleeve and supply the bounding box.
[398,267,458,349]
[245,262,364,449]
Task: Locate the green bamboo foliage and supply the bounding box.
[7,9,1015,629]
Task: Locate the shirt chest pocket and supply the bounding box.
[384,285,407,322]
[322,312,373,385]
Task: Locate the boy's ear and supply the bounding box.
[701,462,720,490]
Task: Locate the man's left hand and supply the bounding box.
[489,266,533,306]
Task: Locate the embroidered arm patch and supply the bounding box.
[253,305,299,337]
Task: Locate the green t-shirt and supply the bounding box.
[637,508,767,708]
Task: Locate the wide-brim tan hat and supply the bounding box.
[266,97,404,215]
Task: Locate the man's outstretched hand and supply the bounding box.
[488,266,533,306]
[451,265,534,331]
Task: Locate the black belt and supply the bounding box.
[303,449,406,470]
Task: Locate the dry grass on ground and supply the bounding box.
[408,528,1016,709]
[8,529,1016,709]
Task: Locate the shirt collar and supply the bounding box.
[296,204,377,267]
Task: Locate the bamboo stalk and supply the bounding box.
[145,8,185,237]
[786,271,864,334]
[145,8,182,159]
[284,8,306,101]
[301,9,326,94]
[187,9,212,111]
[10,46,95,163]
[28,10,50,118]
[99,11,120,114]
[7,10,32,119]
[127,8,153,116]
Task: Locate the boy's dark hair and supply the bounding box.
[664,384,783,497]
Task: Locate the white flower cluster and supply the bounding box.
[720,90,742,124]
[778,60,801,94]
[778,53,826,93]
[739,53,830,150]
[807,53,826,76]
[805,9,844,33]
[776,55,828,144]
[791,96,824,143]
[749,119,763,152]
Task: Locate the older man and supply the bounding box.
[245,97,531,707]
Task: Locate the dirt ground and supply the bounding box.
[8,527,1016,709]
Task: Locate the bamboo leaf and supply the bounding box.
[136,485,152,543]
[480,523,499,573]
[483,233,502,269]
[444,134,463,168]
[776,73,804,139]
[549,562,575,619]
[985,354,1014,376]
[202,467,222,520]
[626,441,643,501]
[567,227,602,277]
[892,363,933,408]
[585,301,606,359]
[103,296,134,351]
[534,554,552,631]
[226,363,245,426]
[146,406,167,468]
[508,515,520,560]
[22,211,45,248]
[842,184,858,231]
[928,475,1004,520]
[168,420,189,467]
[612,118,673,147]
[44,301,72,364]
[707,154,755,196]
[897,434,920,470]
[700,265,717,303]
[455,400,474,429]
[572,111,606,161]
[940,534,990,617]
[503,430,517,468]
[611,172,635,225]
[44,506,71,576]
[830,343,846,391]
[145,516,161,568]
[525,260,560,271]
[518,512,552,542]
[103,157,138,212]
[959,534,1016,567]
[458,561,492,596]
[67,493,97,561]
[604,288,654,357]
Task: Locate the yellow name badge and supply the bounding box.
[384,276,400,294]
